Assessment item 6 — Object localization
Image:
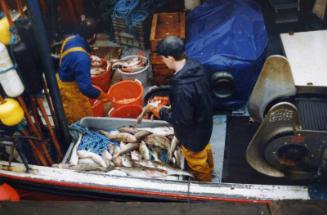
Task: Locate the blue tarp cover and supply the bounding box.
[185,0,268,73]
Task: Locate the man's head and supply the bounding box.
[78,16,97,45]
[156,36,185,70]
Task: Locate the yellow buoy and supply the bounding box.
[0,17,11,45]
[0,98,24,126]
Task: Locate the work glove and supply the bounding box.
[147,101,164,118]
[149,96,170,106]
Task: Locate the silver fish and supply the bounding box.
[113,156,122,167]
[136,126,174,136]
[174,147,182,169]
[131,150,142,161]
[121,154,132,167]
[133,160,193,177]
[115,167,168,178]
[145,134,170,150]
[78,158,97,165]
[169,136,179,162]
[118,126,138,134]
[139,141,151,160]
[114,143,139,158]
[99,130,137,143]
[77,150,107,168]
[102,150,113,161]
[134,130,152,141]
[102,150,113,167]
[150,147,162,163]
[69,134,82,165]
[108,144,115,155]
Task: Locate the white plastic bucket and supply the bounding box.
[116,55,149,85]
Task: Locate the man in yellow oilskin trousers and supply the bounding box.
[57,17,108,124]
[149,36,214,181]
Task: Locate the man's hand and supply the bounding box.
[148,101,164,118]
[98,89,110,102]
[149,96,170,106]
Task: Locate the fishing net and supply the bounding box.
[69,123,117,155]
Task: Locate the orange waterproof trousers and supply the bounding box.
[57,77,93,124]
[181,144,214,182]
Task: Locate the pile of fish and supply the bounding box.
[90,55,108,76]
[55,126,193,180]
[112,56,147,73]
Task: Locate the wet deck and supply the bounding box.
[0,201,326,215]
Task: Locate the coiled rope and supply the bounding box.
[69,123,117,155]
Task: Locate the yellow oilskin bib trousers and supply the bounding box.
[181,144,214,182]
[57,36,93,124]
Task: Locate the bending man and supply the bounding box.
[57,17,107,123]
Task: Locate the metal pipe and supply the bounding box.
[0,0,14,26]
[20,129,48,166]
[26,0,71,146]
[29,95,43,134]
[17,96,42,139]
[36,97,63,160]
[42,77,59,129]
[14,0,25,17]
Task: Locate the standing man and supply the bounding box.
[57,17,108,124]
[150,36,214,181]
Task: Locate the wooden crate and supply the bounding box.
[150,12,185,51]
[151,54,175,85]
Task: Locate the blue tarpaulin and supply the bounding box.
[185,0,268,110]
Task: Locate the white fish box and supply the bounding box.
[63,117,185,181]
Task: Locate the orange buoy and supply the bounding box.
[0,182,20,202]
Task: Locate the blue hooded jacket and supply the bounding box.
[160,59,213,152]
[59,34,100,99]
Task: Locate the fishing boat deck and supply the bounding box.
[1,200,326,215]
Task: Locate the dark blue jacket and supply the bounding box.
[160,59,213,152]
[59,34,100,99]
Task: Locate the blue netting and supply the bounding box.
[69,123,118,155]
[112,0,140,19]
[112,0,167,33]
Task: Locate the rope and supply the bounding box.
[0,65,16,74]
[69,123,117,155]
[112,0,168,35]
[112,0,140,19]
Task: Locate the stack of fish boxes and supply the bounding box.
[112,16,151,49]
[150,12,185,85]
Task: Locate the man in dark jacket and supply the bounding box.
[150,36,214,181]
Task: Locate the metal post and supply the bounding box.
[26,0,71,146]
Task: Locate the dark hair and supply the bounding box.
[156,36,185,60]
[78,17,96,41]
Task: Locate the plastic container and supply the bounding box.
[107,80,144,109]
[0,42,25,97]
[91,61,112,92]
[89,97,104,117]
[116,55,149,85]
[108,105,142,118]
